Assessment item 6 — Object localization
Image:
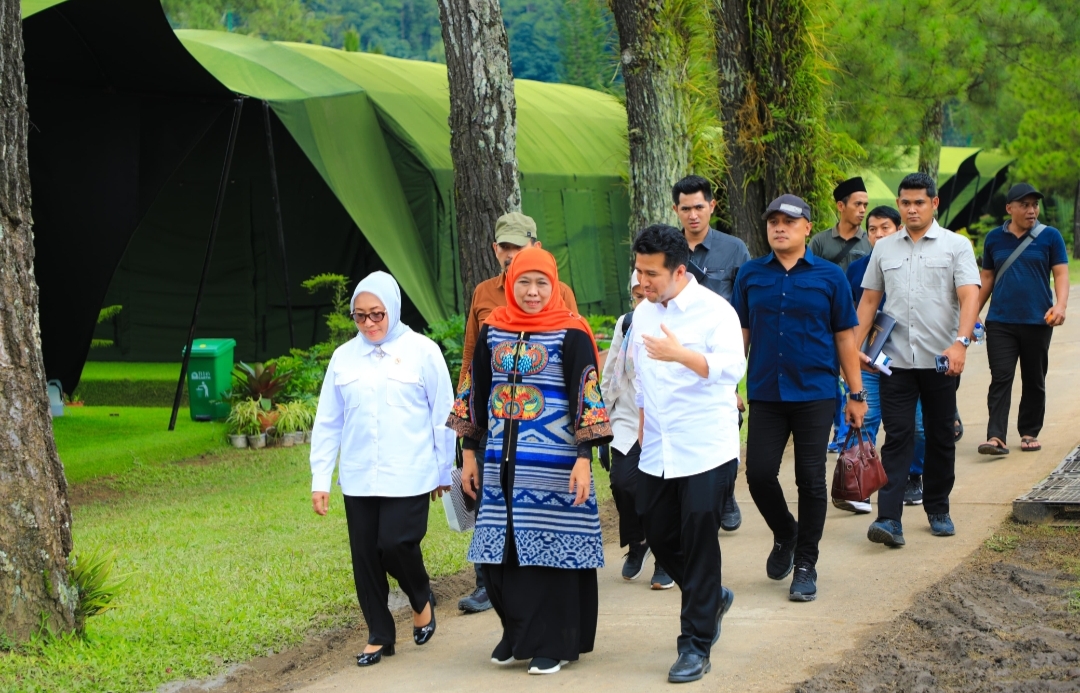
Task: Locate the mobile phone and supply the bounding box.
[935,355,950,373]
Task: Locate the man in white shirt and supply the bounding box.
[630,225,747,684]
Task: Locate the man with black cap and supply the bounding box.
[456,211,579,615]
[731,194,867,602]
[976,183,1069,456]
[809,176,872,272]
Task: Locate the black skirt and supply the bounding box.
[481,561,598,662]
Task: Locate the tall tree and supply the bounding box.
[611,0,721,236]
[714,0,854,256]
[1011,110,1080,259]
[559,0,617,91]
[435,0,521,303]
[0,0,77,641]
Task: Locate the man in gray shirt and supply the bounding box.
[672,175,752,534]
[809,176,872,272]
[856,173,980,547]
[673,175,752,302]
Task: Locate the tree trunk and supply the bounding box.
[713,0,829,257]
[611,0,690,237]
[713,0,768,257]
[435,0,520,307]
[0,0,77,641]
[918,99,944,184]
[1073,178,1080,260]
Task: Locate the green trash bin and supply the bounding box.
[182,338,236,421]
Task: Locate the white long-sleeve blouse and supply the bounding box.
[310,330,455,497]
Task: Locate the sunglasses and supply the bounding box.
[350,311,386,324]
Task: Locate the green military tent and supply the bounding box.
[22,0,631,392]
[859,147,1014,229]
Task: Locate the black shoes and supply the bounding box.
[928,512,955,536]
[789,563,817,602]
[356,644,394,666]
[413,592,436,645]
[867,518,906,547]
[528,657,569,674]
[720,494,742,532]
[713,586,734,646]
[622,541,652,580]
[766,527,798,580]
[458,586,492,613]
[650,563,675,590]
[904,475,924,506]
[668,653,711,683]
[491,639,515,665]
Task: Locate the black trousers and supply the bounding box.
[343,493,431,646]
[745,399,833,567]
[879,368,956,522]
[610,442,645,547]
[986,321,1053,443]
[637,460,735,657]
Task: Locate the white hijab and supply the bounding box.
[351,271,411,346]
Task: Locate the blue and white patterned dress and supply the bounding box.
[448,325,612,569]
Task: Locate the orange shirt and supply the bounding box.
[459,273,578,389]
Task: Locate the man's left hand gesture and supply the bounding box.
[642,324,688,362]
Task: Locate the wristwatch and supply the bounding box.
[956,336,971,347]
[848,389,868,402]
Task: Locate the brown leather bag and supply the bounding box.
[831,428,889,502]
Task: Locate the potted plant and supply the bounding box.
[273,402,301,447]
[228,398,265,449]
[297,399,316,443]
[232,362,292,409]
[226,399,257,448]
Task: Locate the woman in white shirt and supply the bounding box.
[310,271,454,668]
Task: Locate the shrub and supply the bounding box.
[302,273,355,349]
[231,362,292,406]
[424,314,465,385]
[70,548,130,633]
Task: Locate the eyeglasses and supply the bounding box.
[350,311,386,324]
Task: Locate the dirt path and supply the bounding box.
[198,318,1080,693]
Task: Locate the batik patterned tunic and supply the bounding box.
[448,325,612,570]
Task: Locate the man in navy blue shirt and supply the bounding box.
[731,194,867,602]
[977,183,1069,455]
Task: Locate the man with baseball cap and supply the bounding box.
[456,211,578,614]
[731,194,867,602]
[976,183,1069,456]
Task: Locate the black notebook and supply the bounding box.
[861,311,896,363]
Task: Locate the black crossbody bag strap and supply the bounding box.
[994,223,1045,279]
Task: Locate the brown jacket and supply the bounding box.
[459,273,578,389]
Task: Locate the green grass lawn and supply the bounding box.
[53,407,227,484]
[0,445,484,693]
[79,362,182,381]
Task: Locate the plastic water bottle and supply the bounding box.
[973,321,985,345]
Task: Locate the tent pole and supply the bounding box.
[169,98,245,431]
[262,100,296,349]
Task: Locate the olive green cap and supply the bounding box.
[494,212,538,246]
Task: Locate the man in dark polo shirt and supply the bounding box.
[976,183,1069,456]
[672,175,752,534]
[812,177,872,454]
[731,194,867,602]
[809,176,872,272]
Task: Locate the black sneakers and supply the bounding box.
[458,586,492,613]
[766,527,798,580]
[789,563,817,602]
[720,494,742,532]
[904,475,923,506]
[621,541,651,581]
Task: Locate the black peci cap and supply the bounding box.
[832,176,867,202]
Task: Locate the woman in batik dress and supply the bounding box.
[448,247,612,676]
